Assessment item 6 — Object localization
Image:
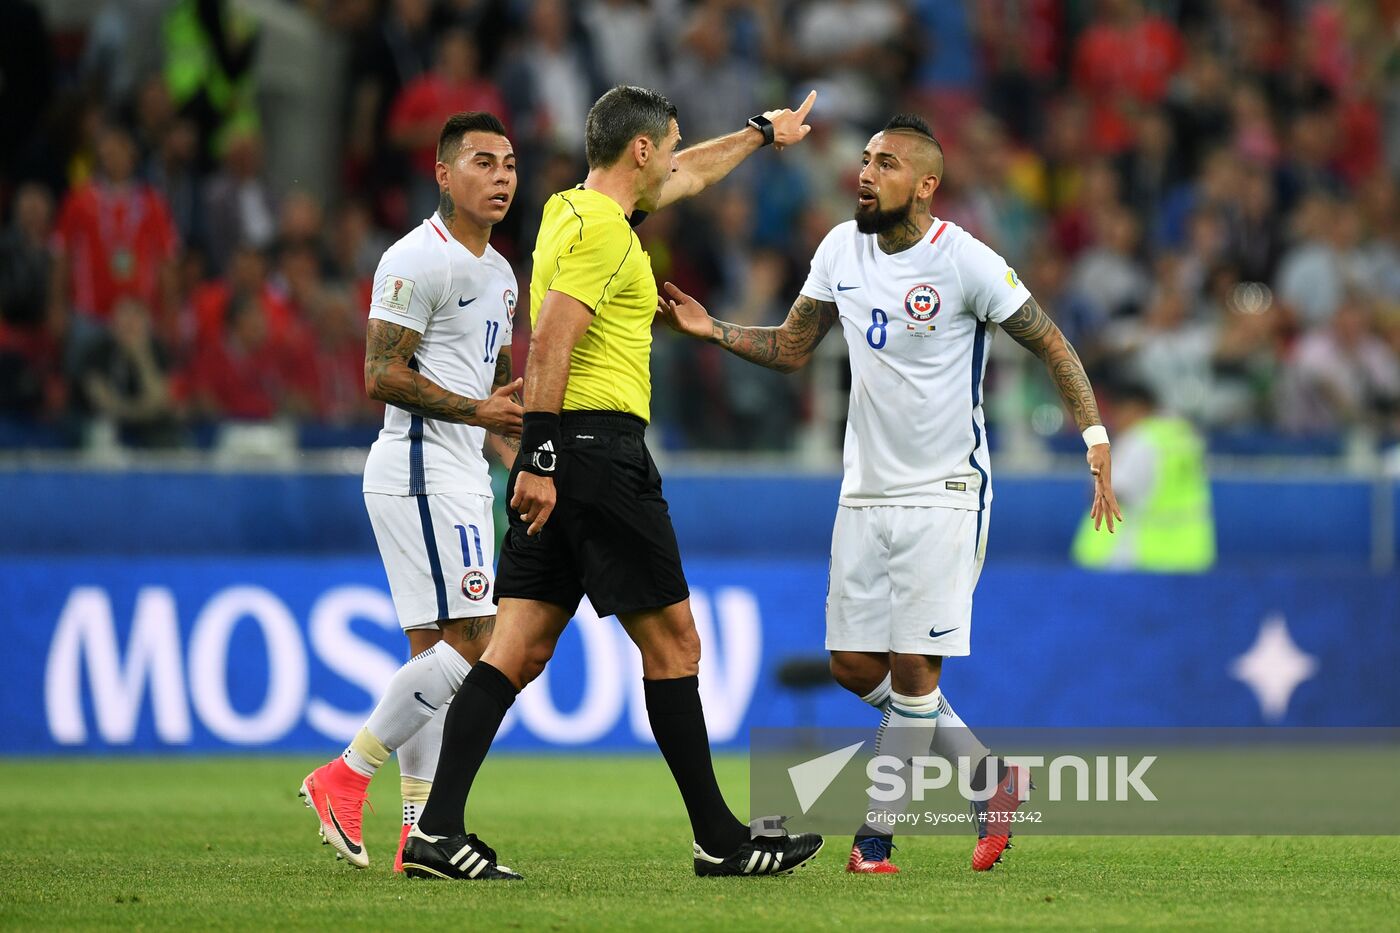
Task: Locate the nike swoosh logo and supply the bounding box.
[327,803,363,854]
[928,626,959,639]
[458,297,476,307]
[414,691,440,711]
[836,282,859,292]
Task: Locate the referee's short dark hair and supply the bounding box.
[585,86,678,169]
[438,111,509,163]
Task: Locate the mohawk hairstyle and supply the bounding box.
[884,113,934,138]
[883,113,944,163]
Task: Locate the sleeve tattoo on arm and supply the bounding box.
[998,296,1102,431]
[492,352,521,450]
[364,319,480,423]
[708,295,838,373]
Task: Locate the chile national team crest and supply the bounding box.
[462,570,490,601]
[503,289,517,320]
[905,283,941,322]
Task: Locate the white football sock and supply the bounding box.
[344,643,471,778]
[342,728,389,778]
[864,689,941,834]
[397,704,445,825]
[400,773,433,827]
[860,673,892,710]
[928,691,991,779]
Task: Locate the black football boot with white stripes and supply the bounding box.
[400,825,523,880]
[692,828,824,877]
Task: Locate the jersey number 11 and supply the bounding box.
[482,321,502,363]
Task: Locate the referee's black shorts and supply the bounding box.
[494,410,689,618]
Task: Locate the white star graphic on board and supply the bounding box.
[1229,613,1318,723]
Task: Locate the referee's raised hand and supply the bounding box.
[765,90,818,151]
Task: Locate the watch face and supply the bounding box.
[532,450,557,473]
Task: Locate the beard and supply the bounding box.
[854,193,914,234]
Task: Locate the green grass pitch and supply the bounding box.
[2,755,1397,930]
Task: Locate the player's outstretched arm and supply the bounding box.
[364,318,523,435]
[1000,296,1124,532]
[657,282,837,373]
[654,91,816,211]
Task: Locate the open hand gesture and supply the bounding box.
[656,282,713,340]
[1087,443,1124,533]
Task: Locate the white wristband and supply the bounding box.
[1083,425,1109,449]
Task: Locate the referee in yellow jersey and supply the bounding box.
[406,85,822,880]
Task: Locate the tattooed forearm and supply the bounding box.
[1000,296,1102,431]
[707,295,838,373]
[491,353,521,450]
[492,352,517,395]
[365,318,480,423]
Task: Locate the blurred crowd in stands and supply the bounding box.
[1,0,1398,454]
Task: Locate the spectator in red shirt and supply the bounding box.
[1072,0,1185,154]
[50,124,180,332]
[181,287,315,421]
[389,28,508,220]
[187,243,296,351]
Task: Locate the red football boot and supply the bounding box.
[299,759,372,868]
[846,835,900,874]
[972,763,1031,871]
[394,824,412,873]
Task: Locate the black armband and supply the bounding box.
[519,411,561,477]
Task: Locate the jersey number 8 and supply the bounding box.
[866,308,888,350]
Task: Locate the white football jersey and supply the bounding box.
[800,219,1032,510]
[362,214,518,497]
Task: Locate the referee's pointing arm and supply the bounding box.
[512,88,818,535]
[653,90,817,211]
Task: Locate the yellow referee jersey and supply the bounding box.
[530,187,656,422]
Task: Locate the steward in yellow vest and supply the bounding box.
[1073,382,1215,572]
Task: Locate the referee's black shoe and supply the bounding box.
[692,830,824,877]
[401,825,523,880]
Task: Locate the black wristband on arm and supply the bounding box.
[747,114,774,146]
[519,411,562,477]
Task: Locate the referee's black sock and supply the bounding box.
[644,675,749,856]
[416,661,517,838]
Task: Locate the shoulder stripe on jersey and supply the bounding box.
[553,192,599,313]
[597,235,634,311]
[429,220,448,242]
[557,192,587,256]
[929,222,949,246]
